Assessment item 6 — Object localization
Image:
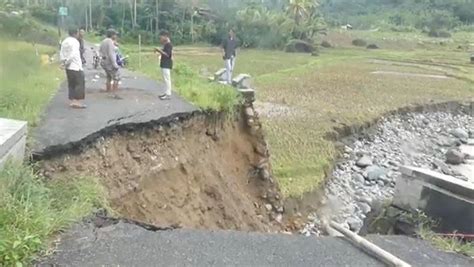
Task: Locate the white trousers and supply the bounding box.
[225,57,235,84]
[161,68,172,96]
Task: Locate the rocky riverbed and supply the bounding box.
[303,111,473,235]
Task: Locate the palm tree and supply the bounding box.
[286,0,318,24]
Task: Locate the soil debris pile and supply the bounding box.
[40,110,284,232]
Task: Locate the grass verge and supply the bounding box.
[0,39,61,127]
[413,212,474,258]
[419,229,474,258]
[121,44,241,112]
[0,161,107,265]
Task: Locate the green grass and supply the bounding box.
[122,44,241,112]
[0,39,61,127]
[419,229,474,258]
[408,211,474,258]
[0,161,107,265]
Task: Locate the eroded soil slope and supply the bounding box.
[40,112,284,232]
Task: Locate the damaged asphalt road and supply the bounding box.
[39,219,473,266]
[32,44,197,157]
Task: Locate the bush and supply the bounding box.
[352,38,367,47]
[285,39,315,53]
[28,5,56,25]
[366,44,379,49]
[0,13,57,46]
[321,40,332,48]
[173,63,241,112]
[0,162,106,265]
[428,30,452,38]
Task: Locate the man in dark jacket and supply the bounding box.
[222,29,238,84]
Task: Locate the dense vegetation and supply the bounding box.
[321,0,474,32]
[4,0,474,50]
[1,0,326,49]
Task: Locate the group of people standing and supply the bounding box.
[59,27,238,109]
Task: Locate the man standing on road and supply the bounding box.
[155,30,173,100]
[222,29,238,85]
[60,27,86,109]
[78,28,86,65]
[99,29,121,99]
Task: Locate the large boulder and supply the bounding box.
[285,39,315,53]
[445,149,466,165]
[365,166,387,181]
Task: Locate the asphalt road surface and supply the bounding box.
[40,221,473,267]
[32,43,196,155]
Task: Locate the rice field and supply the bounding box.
[166,40,474,197]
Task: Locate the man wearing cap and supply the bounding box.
[99,29,121,98]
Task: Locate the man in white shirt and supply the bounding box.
[60,28,86,109]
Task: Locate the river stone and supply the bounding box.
[445,149,466,165]
[451,128,469,140]
[359,203,371,214]
[265,204,273,211]
[356,155,373,168]
[347,217,363,232]
[365,166,387,181]
[436,136,458,147]
[358,196,372,204]
[352,173,365,184]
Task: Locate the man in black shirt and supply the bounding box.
[222,29,238,84]
[155,31,173,100]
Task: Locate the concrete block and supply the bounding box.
[238,88,255,103]
[232,74,252,89]
[214,68,227,81]
[394,166,474,234]
[0,118,27,168]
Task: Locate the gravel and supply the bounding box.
[302,111,473,235]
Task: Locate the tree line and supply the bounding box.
[321,0,474,32]
[4,0,471,48]
[1,0,326,48]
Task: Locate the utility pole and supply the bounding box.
[85,5,88,32]
[155,0,159,34]
[134,0,137,28]
[89,0,93,31]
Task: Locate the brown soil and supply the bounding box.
[40,111,284,232]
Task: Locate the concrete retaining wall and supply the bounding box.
[0,118,27,168]
[393,166,474,234]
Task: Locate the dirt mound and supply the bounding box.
[40,111,284,232]
[285,39,315,53]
